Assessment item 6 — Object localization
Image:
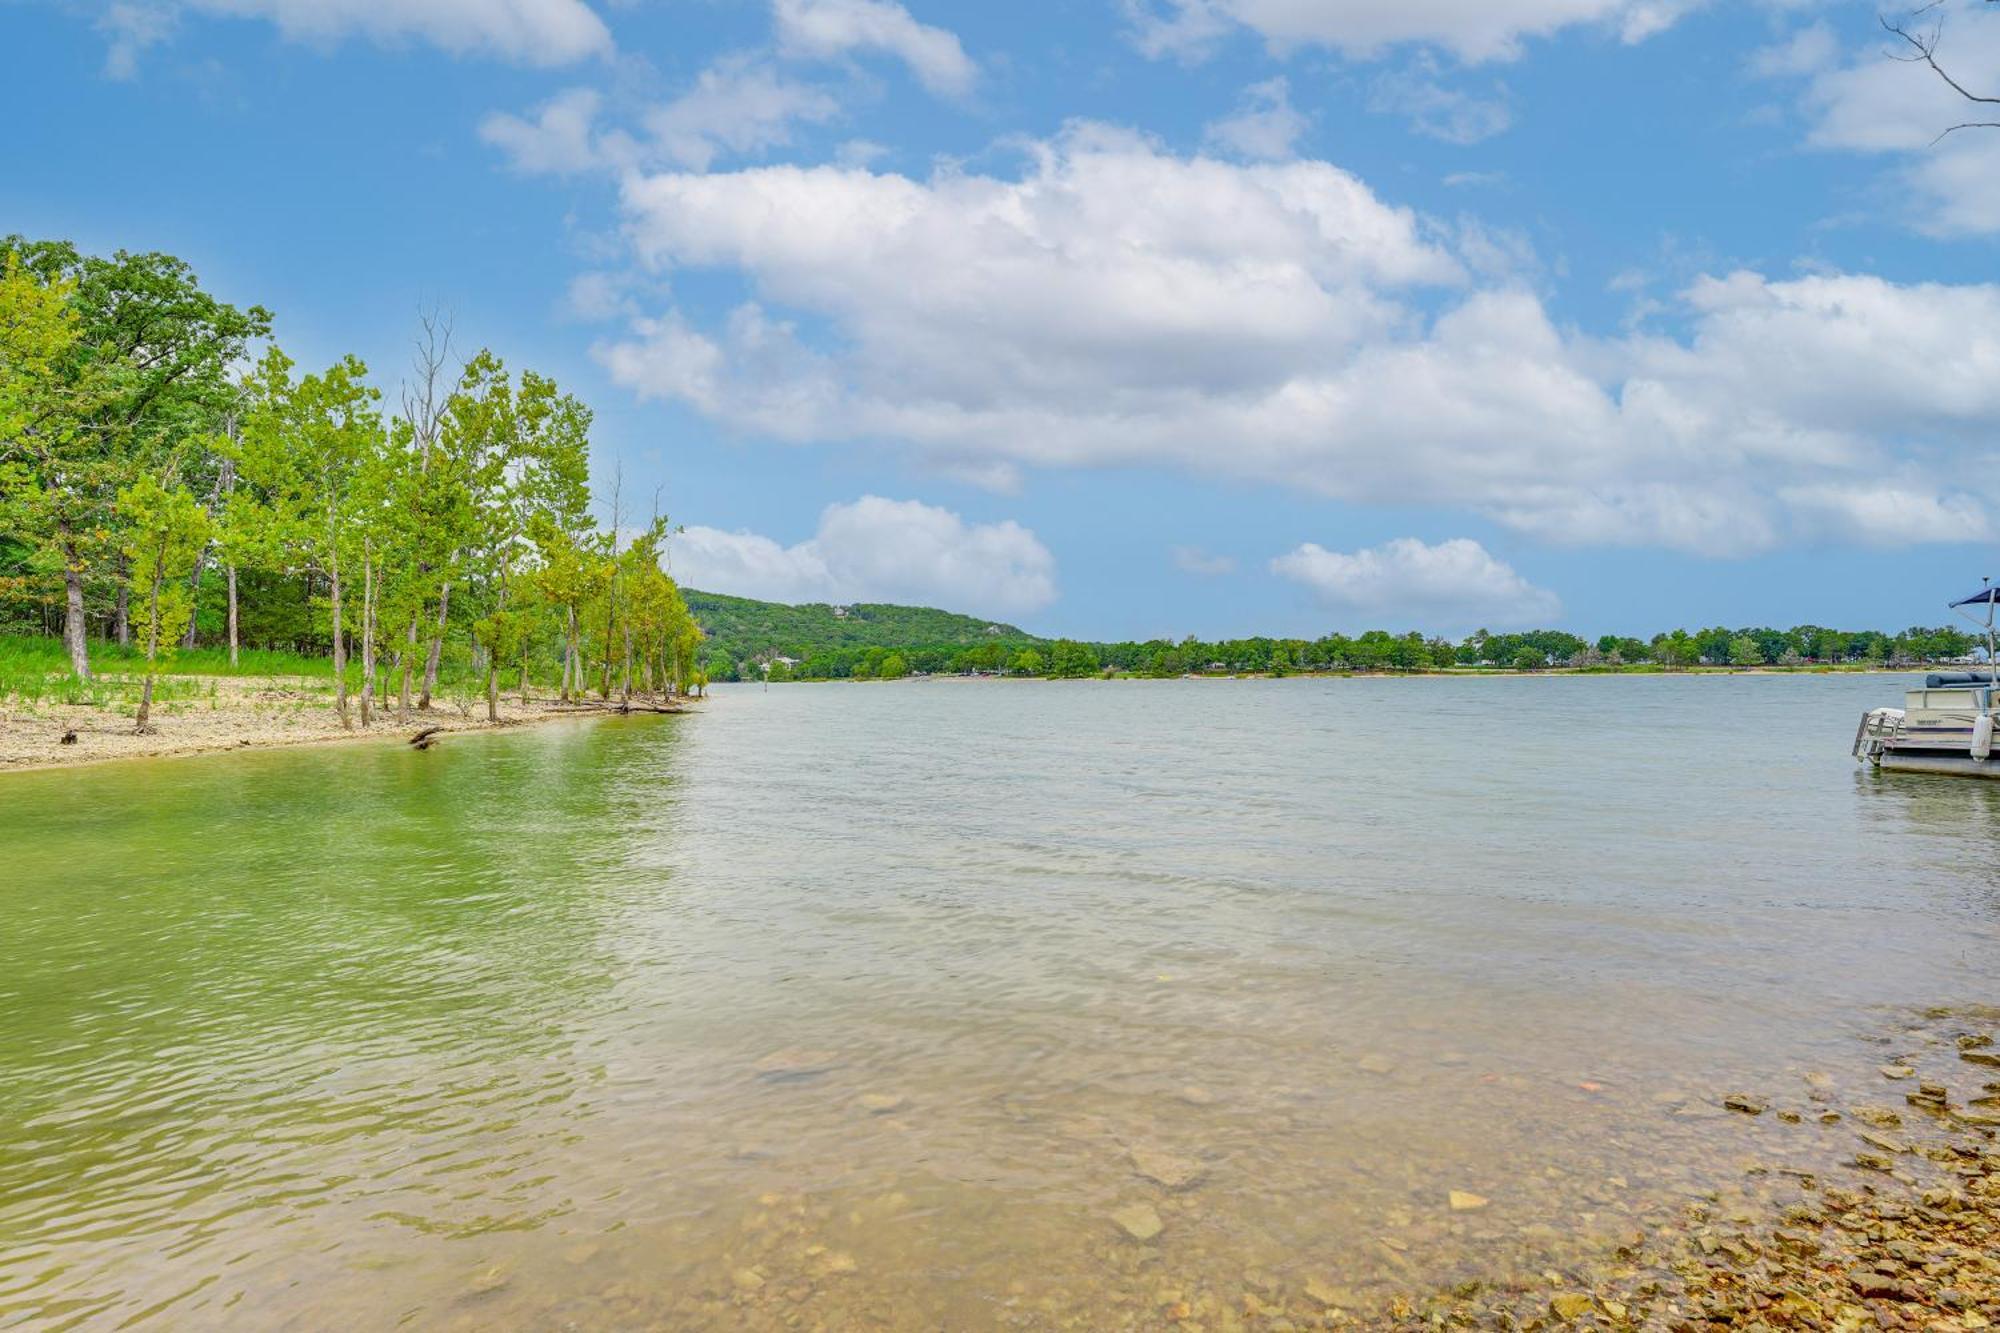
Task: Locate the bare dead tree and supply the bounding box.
[396,307,455,717]
[1882,1,2000,141]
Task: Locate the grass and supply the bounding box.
[0,634,370,711]
[0,633,539,711]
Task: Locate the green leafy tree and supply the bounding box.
[235,349,384,729]
[1,238,266,679]
[119,474,209,732]
[1048,639,1101,678]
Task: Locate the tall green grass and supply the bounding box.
[0,634,338,710]
[0,633,518,710]
[0,634,337,680]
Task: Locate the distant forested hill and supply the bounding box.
[686,590,1044,678]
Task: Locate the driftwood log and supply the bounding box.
[409,726,444,750]
[547,700,692,716]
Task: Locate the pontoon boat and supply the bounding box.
[1854,582,2000,779]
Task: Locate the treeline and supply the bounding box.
[754,639,1098,682]
[735,623,1983,681]
[685,590,1037,681]
[0,237,699,730]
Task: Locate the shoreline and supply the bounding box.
[0,677,697,774]
[1372,1005,2000,1330]
[748,665,1928,685]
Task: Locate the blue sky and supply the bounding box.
[7,0,2000,640]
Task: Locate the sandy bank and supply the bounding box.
[0,676,695,773]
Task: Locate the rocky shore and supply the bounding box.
[548,1009,2000,1333]
[1368,1008,2000,1331]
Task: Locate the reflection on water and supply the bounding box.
[2,677,1999,1329]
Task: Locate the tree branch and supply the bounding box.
[1882,5,2000,117]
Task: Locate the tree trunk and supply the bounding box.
[486,662,499,722]
[226,562,239,667]
[358,546,376,729]
[520,658,530,705]
[330,548,350,731]
[621,626,633,703]
[599,591,616,700]
[420,581,449,709]
[114,563,130,648]
[182,463,227,651]
[181,558,203,649]
[135,573,162,734]
[399,616,416,721]
[60,526,90,680]
[562,607,577,703]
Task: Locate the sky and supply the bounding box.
[6,0,2000,640]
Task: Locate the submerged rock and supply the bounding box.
[752,1048,839,1080]
[1303,1277,1352,1309]
[1129,1145,1206,1191]
[1111,1203,1165,1242]
[1549,1292,1595,1321]
[856,1092,907,1115]
[1723,1094,1766,1115]
[1447,1191,1490,1212]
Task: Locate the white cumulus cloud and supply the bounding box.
[481,87,606,175]
[1124,0,1697,65]
[122,0,611,68]
[643,56,842,171]
[1271,537,1560,627]
[1203,77,1310,159]
[670,496,1057,616]
[482,59,841,176]
[590,126,2000,555]
[772,0,977,97]
[1780,484,1992,548]
[1367,62,1513,144]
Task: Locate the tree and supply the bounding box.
[236,350,384,729]
[0,238,266,679]
[1729,635,1765,667]
[472,609,528,721]
[1048,639,1101,678]
[119,474,209,732]
[879,651,909,679]
[1512,647,1545,672]
[1011,648,1045,676]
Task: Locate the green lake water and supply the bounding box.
[3,675,1999,1329]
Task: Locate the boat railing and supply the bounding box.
[1853,707,1906,765]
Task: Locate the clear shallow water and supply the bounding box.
[3,675,1999,1329]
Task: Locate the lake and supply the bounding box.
[3,674,1997,1329]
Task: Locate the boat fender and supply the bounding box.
[1974,713,1994,761]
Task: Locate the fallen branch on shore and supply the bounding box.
[545,699,694,716]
